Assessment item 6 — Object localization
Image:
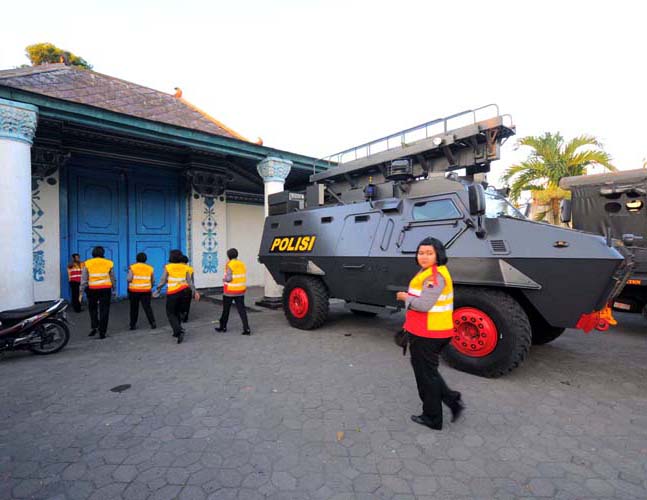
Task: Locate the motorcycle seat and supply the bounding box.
[0,302,53,322]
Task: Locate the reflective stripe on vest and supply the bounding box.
[165,263,190,294]
[85,258,114,289]
[403,265,454,338]
[224,260,246,295]
[129,263,153,292]
[68,265,82,282]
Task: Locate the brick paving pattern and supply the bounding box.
[1,299,646,499]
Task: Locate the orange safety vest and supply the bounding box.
[165,263,190,295]
[67,262,83,282]
[223,259,246,295]
[403,265,454,338]
[85,258,114,290]
[128,262,154,292]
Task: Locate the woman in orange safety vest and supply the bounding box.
[67,253,84,313]
[153,249,200,344]
[396,237,464,430]
[215,248,250,335]
[127,252,157,331]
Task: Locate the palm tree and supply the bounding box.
[502,132,616,223]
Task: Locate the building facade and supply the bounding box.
[0,64,321,310]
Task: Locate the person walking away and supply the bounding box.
[153,249,200,344]
[67,253,84,312]
[179,255,194,322]
[215,248,250,335]
[396,237,464,430]
[127,252,157,330]
[80,246,115,339]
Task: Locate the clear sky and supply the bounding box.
[1,0,645,187]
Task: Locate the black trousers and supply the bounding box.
[409,336,461,428]
[129,291,156,327]
[220,295,249,331]
[180,291,192,321]
[87,288,112,334]
[69,281,81,312]
[166,289,191,336]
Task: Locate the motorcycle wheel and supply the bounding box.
[29,318,70,355]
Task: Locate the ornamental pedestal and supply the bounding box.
[0,99,38,311]
[256,157,292,309]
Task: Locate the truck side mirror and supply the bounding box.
[467,183,486,216]
[560,199,572,223]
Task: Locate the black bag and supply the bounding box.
[394,329,411,355]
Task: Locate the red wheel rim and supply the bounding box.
[452,307,498,357]
[596,319,609,331]
[289,288,309,319]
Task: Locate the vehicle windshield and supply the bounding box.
[484,189,526,219]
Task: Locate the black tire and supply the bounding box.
[283,275,330,329]
[350,309,377,317]
[442,287,531,378]
[527,305,566,345]
[531,325,565,345]
[29,318,70,355]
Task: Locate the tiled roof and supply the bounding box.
[0,64,246,140]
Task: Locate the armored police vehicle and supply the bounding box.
[561,169,647,321]
[259,105,630,377]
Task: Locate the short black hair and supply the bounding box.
[71,253,80,259]
[227,248,238,260]
[180,255,189,264]
[136,252,147,263]
[92,246,105,258]
[415,237,448,266]
[169,249,184,263]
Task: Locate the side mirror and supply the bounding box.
[467,183,486,216]
[560,199,572,223]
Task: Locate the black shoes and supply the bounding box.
[150,323,157,330]
[450,399,465,423]
[215,325,227,333]
[129,325,137,331]
[410,414,442,430]
[242,330,251,335]
[99,333,106,339]
[177,330,185,344]
[88,329,97,337]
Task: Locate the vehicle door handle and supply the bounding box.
[343,264,365,270]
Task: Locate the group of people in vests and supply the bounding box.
[68,247,250,344]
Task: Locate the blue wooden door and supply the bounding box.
[128,173,181,289]
[67,167,181,299]
[68,168,128,296]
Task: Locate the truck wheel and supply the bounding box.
[529,312,566,345]
[442,287,531,378]
[283,275,330,330]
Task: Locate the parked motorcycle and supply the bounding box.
[0,299,70,355]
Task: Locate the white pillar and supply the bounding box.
[256,156,292,307]
[0,99,38,311]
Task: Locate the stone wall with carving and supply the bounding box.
[32,171,60,301]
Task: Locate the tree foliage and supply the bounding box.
[502,132,616,204]
[25,43,92,69]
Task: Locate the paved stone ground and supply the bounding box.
[1,297,646,500]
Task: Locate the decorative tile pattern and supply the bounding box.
[201,196,218,274]
[31,182,45,282]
